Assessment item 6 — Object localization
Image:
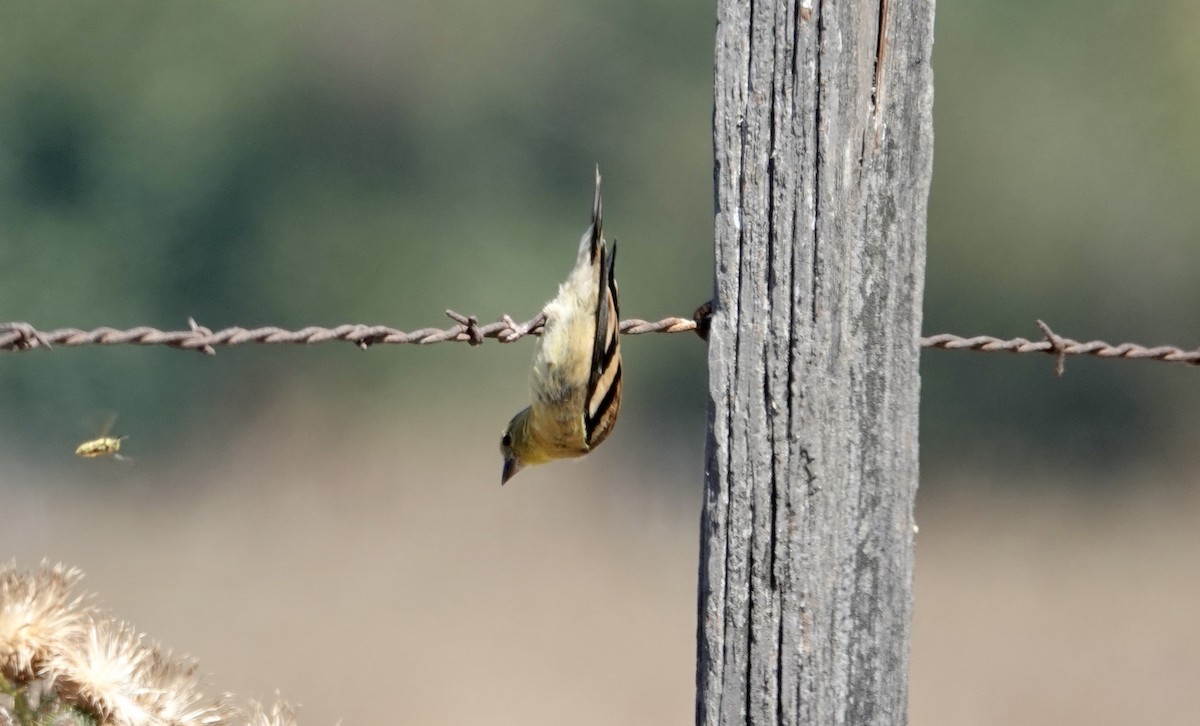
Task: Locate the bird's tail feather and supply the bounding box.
[576,165,603,268]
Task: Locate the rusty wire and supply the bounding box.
[2,315,1197,374]
[920,320,1200,374]
[0,312,699,357]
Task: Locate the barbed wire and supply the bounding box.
[921,320,1200,375]
[0,311,699,356]
[1,314,1196,375]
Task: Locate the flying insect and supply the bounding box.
[75,417,129,461]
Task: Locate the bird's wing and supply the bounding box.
[584,240,621,446]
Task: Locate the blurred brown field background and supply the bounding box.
[2,2,1199,724]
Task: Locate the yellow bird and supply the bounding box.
[499,167,622,484]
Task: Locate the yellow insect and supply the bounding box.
[75,417,129,460]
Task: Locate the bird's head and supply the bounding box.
[500,406,559,484]
[500,407,532,484]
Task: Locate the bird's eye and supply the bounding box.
[501,433,512,448]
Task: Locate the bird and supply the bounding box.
[499,167,622,484]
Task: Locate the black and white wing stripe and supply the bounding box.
[584,240,621,447]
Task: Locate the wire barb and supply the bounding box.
[0,322,50,351]
[185,317,217,356]
[1036,319,1067,376]
[445,310,485,346]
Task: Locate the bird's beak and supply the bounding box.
[501,456,523,485]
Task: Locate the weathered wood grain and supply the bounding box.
[698,0,934,724]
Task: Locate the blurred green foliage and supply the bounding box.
[1,1,1196,481]
[0,1,715,460]
[923,0,1200,480]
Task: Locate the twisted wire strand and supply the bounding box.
[920,325,1200,372]
[2,316,1197,372]
[0,312,699,356]
[922,334,1200,362]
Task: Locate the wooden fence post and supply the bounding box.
[698,0,935,724]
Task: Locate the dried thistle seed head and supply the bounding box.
[246,698,298,726]
[45,618,230,726]
[0,562,90,678]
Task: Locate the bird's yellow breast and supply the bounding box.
[522,297,595,454]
